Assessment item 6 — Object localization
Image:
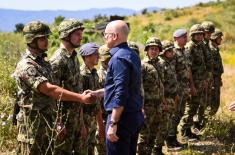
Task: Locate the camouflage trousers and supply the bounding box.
[16,107,54,155]
[83,113,106,155]
[210,76,222,116]
[137,101,169,155]
[180,81,205,131]
[54,106,87,155]
[167,94,188,137]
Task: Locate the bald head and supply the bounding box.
[106,20,129,42]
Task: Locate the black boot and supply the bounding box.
[153,146,165,155]
[182,128,199,142]
[166,136,183,151]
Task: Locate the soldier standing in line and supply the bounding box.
[13,21,95,155]
[158,40,184,150]
[195,21,216,131]
[180,24,207,141]
[79,43,106,155]
[169,29,194,147]
[209,29,224,116]
[128,41,140,56]
[50,18,89,155]
[138,37,168,155]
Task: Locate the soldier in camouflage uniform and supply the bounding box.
[138,37,168,155]
[180,24,207,141]
[195,21,216,130]
[50,18,89,155]
[13,21,94,155]
[158,40,184,150]
[97,44,111,88]
[128,41,140,56]
[171,29,193,147]
[210,29,224,116]
[79,43,106,155]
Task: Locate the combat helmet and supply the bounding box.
[211,29,223,40]
[23,21,51,44]
[144,37,162,51]
[128,41,140,55]
[99,44,111,62]
[201,21,215,33]
[160,40,174,55]
[189,24,204,36]
[58,18,84,39]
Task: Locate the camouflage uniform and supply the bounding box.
[50,19,86,155]
[128,41,140,56]
[13,21,55,155]
[137,37,168,155]
[196,21,215,129]
[180,24,207,137]
[209,29,224,116]
[80,64,104,155]
[174,43,192,136]
[158,41,179,139]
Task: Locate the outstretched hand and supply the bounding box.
[228,101,235,111]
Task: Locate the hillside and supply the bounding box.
[0,0,235,154]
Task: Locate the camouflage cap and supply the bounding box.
[144,37,162,51]
[160,40,174,55]
[58,18,84,39]
[99,44,111,62]
[201,21,215,33]
[211,29,223,40]
[190,24,204,36]
[23,21,51,44]
[128,41,140,55]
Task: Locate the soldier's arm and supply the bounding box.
[38,81,95,104]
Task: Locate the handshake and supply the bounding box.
[81,89,104,104]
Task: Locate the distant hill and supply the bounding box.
[0,7,160,32]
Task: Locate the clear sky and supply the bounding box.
[0,0,214,11]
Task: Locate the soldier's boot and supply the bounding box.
[181,128,199,142]
[166,136,183,151]
[152,146,165,155]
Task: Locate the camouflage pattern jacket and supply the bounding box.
[209,41,224,77]
[141,56,164,105]
[50,44,83,110]
[13,49,55,110]
[186,40,207,83]
[158,56,178,98]
[80,64,101,116]
[97,65,107,88]
[174,44,191,94]
[202,40,214,78]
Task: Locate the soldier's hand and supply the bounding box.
[81,92,97,104]
[97,126,106,140]
[190,85,197,96]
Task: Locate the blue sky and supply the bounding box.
[0,0,214,10]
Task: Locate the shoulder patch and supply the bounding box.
[26,67,37,76]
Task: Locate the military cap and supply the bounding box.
[99,44,111,62]
[79,43,99,56]
[173,29,187,38]
[23,21,51,44]
[160,40,174,55]
[128,41,140,55]
[211,29,223,40]
[59,18,84,39]
[201,21,215,33]
[144,37,162,51]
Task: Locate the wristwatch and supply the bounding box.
[110,120,118,127]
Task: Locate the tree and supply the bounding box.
[54,15,65,26]
[14,23,24,33]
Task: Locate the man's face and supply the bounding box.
[36,36,49,51]
[70,29,83,47]
[193,33,204,43]
[164,49,175,59]
[204,32,212,40]
[175,34,187,47]
[85,51,100,67]
[147,46,160,59]
[103,27,117,48]
[216,36,222,45]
